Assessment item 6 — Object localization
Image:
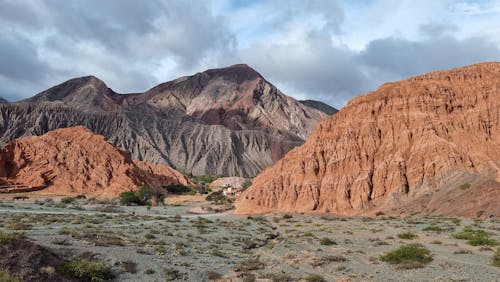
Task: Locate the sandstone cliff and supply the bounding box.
[0,64,331,176]
[236,62,500,217]
[0,126,191,197]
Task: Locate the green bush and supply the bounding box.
[397,232,417,240]
[492,248,500,267]
[164,184,195,195]
[205,191,230,205]
[195,175,218,184]
[380,244,433,269]
[319,237,337,246]
[0,268,21,282]
[119,192,141,206]
[452,227,498,246]
[59,259,111,281]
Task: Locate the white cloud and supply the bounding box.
[0,0,499,108]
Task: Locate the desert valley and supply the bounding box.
[0,1,499,281]
[0,62,499,282]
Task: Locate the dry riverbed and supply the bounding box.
[0,199,499,281]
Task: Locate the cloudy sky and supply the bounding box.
[1,0,499,108]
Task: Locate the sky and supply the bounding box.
[0,0,499,108]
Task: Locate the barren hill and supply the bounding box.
[236,62,500,217]
[0,64,331,176]
[0,126,191,197]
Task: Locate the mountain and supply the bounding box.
[236,62,500,217]
[299,100,338,115]
[0,64,332,176]
[0,126,191,197]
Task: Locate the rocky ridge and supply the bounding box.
[0,126,191,197]
[236,62,500,217]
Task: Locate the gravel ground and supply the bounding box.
[0,201,498,281]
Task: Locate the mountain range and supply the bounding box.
[0,64,335,176]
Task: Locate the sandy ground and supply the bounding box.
[0,198,498,281]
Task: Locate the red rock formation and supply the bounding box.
[236,62,500,217]
[0,126,191,197]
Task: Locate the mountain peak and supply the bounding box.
[203,64,263,83]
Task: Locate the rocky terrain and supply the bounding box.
[0,64,335,176]
[237,62,500,216]
[0,126,190,197]
[0,202,498,281]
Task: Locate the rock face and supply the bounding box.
[0,126,191,197]
[237,62,500,217]
[0,64,330,176]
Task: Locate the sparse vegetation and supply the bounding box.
[319,237,337,246]
[164,184,195,195]
[61,196,76,204]
[0,231,17,244]
[380,244,433,269]
[163,267,182,281]
[119,191,142,206]
[422,225,443,232]
[241,178,252,191]
[205,191,231,205]
[452,227,498,246]
[0,268,21,282]
[304,273,326,282]
[492,248,500,267]
[397,232,417,240]
[59,259,112,281]
[459,183,471,190]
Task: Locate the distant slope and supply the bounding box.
[237,62,500,217]
[0,64,330,176]
[299,100,338,115]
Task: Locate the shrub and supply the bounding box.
[119,192,141,206]
[206,270,222,280]
[0,231,17,244]
[319,237,337,246]
[492,248,500,267]
[163,267,182,280]
[459,183,471,190]
[59,259,111,281]
[241,179,252,191]
[452,227,498,246]
[195,175,218,184]
[164,184,195,195]
[235,258,264,272]
[305,274,326,282]
[422,225,443,232]
[5,222,32,230]
[0,268,21,282]
[380,244,433,269]
[61,197,75,204]
[397,232,417,240]
[117,260,137,273]
[205,191,230,205]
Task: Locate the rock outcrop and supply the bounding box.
[0,126,191,197]
[0,64,331,176]
[236,62,500,217]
